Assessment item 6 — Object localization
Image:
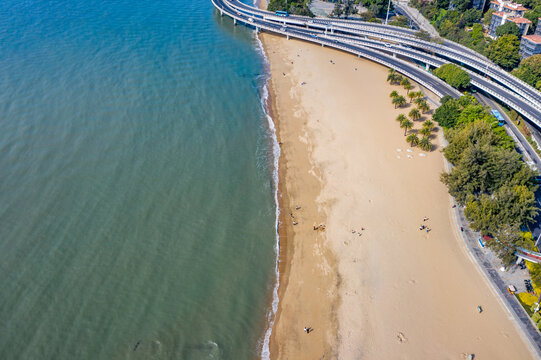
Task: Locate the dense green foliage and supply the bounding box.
[512,55,541,90]
[267,0,314,16]
[486,35,521,70]
[437,96,539,265]
[433,63,471,90]
[524,5,541,33]
[410,0,486,51]
[388,15,409,28]
[360,0,392,17]
[495,22,521,37]
[330,1,358,18]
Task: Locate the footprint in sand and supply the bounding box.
[396,155,401,159]
[397,332,407,343]
[419,153,427,157]
[408,279,416,285]
[406,149,413,153]
[396,148,402,152]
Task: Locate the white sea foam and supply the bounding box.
[253,23,281,360]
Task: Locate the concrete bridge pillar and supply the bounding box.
[425,63,430,71]
[287,35,290,40]
[234,18,237,25]
[330,27,334,34]
[220,9,223,16]
[393,52,396,58]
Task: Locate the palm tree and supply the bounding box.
[404,83,413,94]
[392,95,406,108]
[396,114,407,123]
[397,95,406,108]
[395,75,403,85]
[400,78,411,88]
[418,101,430,114]
[390,90,399,98]
[408,92,417,103]
[409,108,421,121]
[406,133,419,147]
[415,91,424,99]
[414,97,424,106]
[419,127,431,137]
[400,119,413,136]
[387,68,395,82]
[423,119,434,131]
[419,136,432,151]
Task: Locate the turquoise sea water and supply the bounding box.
[0,0,278,359]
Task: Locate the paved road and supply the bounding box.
[225,0,541,120]
[393,0,439,37]
[453,205,541,358]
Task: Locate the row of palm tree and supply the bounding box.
[390,91,406,108]
[387,69,415,95]
[399,118,434,151]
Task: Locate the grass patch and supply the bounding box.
[516,293,535,316]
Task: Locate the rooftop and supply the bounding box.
[522,35,541,44]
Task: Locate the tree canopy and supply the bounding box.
[436,95,539,265]
[512,55,541,90]
[495,22,521,38]
[433,63,470,89]
[486,34,521,70]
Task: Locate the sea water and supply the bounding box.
[0,0,278,359]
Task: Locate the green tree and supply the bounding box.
[408,92,417,103]
[420,127,432,137]
[400,77,411,88]
[404,83,413,94]
[330,2,344,17]
[483,9,495,26]
[423,119,435,131]
[390,90,399,98]
[495,22,521,38]
[393,95,407,108]
[418,100,430,113]
[486,34,521,70]
[389,15,410,28]
[419,136,432,151]
[396,114,407,123]
[440,95,453,105]
[512,55,541,89]
[407,133,420,146]
[524,6,541,33]
[409,108,421,121]
[433,63,471,89]
[433,99,461,128]
[400,118,414,135]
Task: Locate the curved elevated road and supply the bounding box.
[221,0,541,124]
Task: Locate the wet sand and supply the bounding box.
[258,18,536,360]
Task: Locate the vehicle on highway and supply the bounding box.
[275,10,288,17]
[249,17,254,22]
[384,43,393,48]
[310,33,318,38]
[491,109,505,126]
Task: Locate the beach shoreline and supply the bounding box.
[256,4,536,360]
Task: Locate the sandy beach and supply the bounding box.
[259,28,536,359]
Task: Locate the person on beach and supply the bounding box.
[423,217,428,221]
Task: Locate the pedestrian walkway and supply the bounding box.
[453,205,541,357]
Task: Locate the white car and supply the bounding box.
[249,17,254,22]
